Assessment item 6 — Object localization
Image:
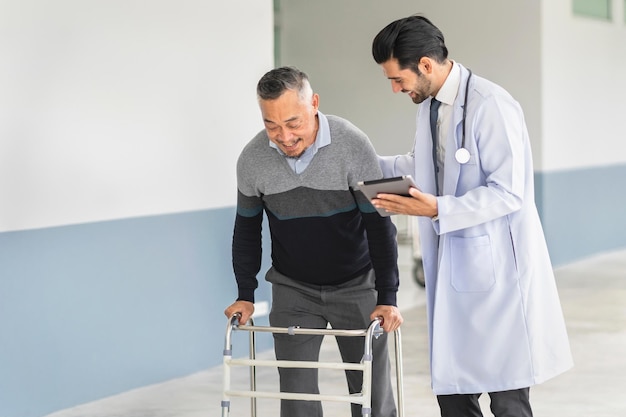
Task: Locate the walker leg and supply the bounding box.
[222,316,238,417]
[394,328,404,417]
[248,319,257,417]
[221,400,230,417]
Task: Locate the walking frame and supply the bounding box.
[221,314,404,417]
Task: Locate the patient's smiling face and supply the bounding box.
[260,88,319,158]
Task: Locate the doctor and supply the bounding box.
[370,15,573,417]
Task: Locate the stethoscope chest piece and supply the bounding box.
[455,147,470,164]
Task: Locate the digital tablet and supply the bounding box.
[357,175,418,216]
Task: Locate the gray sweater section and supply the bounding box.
[237,115,383,198]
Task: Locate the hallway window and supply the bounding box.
[573,0,612,20]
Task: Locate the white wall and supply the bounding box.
[277,0,542,165]
[0,0,273,232]
[542,0,626,171]
[278,0,626,173]
[0,2,275,416]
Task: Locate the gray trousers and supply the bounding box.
[267,267,397,417]
[437,388,533,417]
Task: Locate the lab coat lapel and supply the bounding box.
[443,69,471,196]
[416,102,437,195]
[442,102,464,195]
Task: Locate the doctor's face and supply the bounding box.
[381,58,432,104]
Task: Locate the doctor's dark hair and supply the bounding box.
[372,15,448,73]
[256,66,313,102]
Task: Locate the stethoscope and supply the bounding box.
[454,69,472,164]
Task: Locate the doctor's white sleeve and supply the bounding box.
[377,154,414,178]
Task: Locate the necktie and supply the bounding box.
[430,98,441,195]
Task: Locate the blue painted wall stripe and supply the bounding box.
[0,207,272,417]
[537,163,626,266]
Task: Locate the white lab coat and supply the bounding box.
[379,64,573,395]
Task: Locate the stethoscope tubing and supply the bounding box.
[456,69,473,164]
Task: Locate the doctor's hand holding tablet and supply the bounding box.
[358,175,438,218]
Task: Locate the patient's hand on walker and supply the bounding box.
[224,300,255,325]
[371,305,403,333]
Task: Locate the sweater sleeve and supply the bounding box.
[341,121,399,306]
[232,191,264,303]
[359,196,400,306]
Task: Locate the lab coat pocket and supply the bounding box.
[449,235,495,292]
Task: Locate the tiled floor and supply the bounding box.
[45,245,626,417]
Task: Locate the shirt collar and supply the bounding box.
[434,61,461,106]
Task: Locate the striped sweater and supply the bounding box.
[232,114,399,305]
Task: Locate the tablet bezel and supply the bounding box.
[356,175,418,216]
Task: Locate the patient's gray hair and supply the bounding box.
[256,66,313,103]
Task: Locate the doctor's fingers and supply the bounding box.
[391,199,424,217]
[408,187,423,199]
[408,187,437,206]
[375,192,407,203]
[373,195,416,215]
